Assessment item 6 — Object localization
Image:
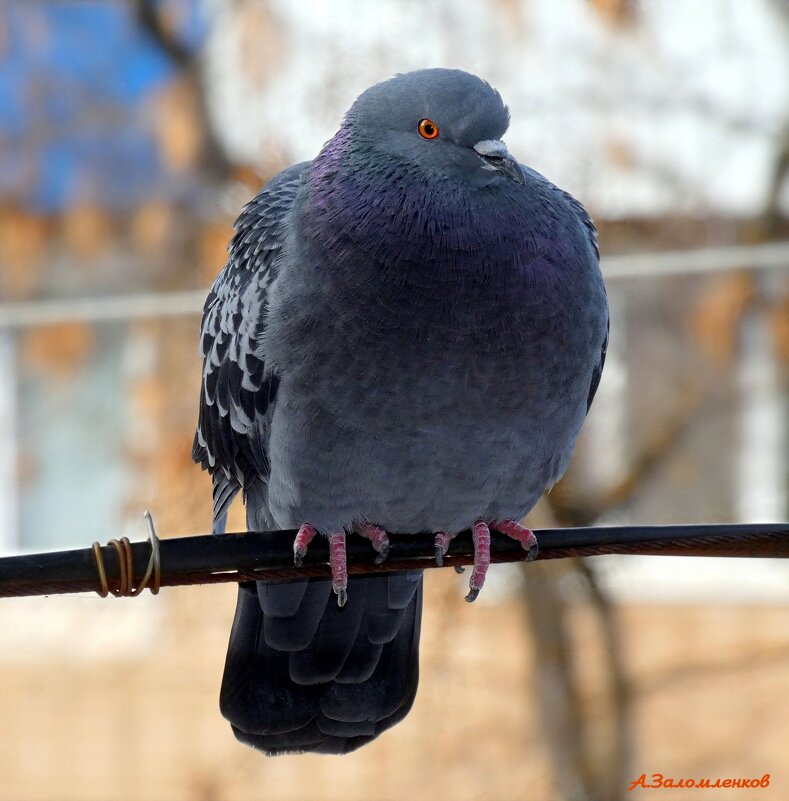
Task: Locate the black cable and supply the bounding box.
[0,523,787,599]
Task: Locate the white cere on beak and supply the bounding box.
[473,140,510,159]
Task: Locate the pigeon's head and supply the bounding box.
[342,69,523,186]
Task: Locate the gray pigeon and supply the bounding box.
[193,68,608,755]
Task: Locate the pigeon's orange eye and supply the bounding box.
[418,118,439,139]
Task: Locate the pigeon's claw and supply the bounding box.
[293,525,348,606]
[293,523,319,567]
[328,532,348,607]
[355,522,391,565]
[491,519,539,561]
[466,520,491,602]
[433,530,455,567]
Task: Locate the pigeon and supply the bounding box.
[193,68,609,755]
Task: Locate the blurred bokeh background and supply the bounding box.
[0,1,788,800]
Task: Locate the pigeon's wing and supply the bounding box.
[586,315,608,413]
[558,188,608,414]
[192,162,310,527]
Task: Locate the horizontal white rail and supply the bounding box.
[1,241,788,329]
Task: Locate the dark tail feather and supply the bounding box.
[220,571,423,755]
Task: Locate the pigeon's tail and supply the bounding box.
[220,571,423,755]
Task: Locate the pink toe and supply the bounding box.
[492,519,537,550]
[470,521,491,591]
[327,532,348,595]
[293,523,319,563]
[357,523,390,554]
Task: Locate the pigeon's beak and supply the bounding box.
[473,139,524,184]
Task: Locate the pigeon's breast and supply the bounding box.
[262,179,607,532]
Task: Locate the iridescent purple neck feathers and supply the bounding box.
[305,128,540,277]
[300,127,595,313]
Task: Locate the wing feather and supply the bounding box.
[192,162,311,526]
[587,316,608,413]
[559,187,608,415]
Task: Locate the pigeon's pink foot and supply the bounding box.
[433,530,456,567]
[293,525,348,606]
[355,522,391,565]
[491,519,539,561]
[466,521,491,603]
[293,523,319,567]
[328,532,348,607]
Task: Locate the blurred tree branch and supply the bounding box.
[755,0,789,240]
[762,134,789,238]
[550,387,709,527]
[134,0,192,65]
[133,0,232,184]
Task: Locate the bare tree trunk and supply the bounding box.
[520,498,635,801]
[577,558,634,801]
[521,558,597,801]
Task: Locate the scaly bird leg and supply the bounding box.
[293,523,319,567]
[354,522,391,564]
[464,519,537,602]
[466,521,491,603]
[490,519,539,561]
[293,524,348,607]
[327,532,348,607]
